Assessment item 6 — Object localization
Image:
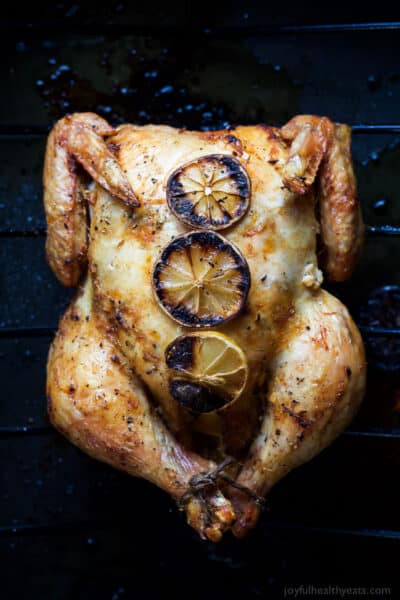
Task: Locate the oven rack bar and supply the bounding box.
[2,223,400,241]
[365,225,400,236]
[1,20,400,37]
[1,424,400,440]
[1,323,399,338]
[359,325,400,336]
[2,225,400,239]
[1,321,399,340]
[0,229,46,238]
[352,125,400,133]
[0,124,400,138]
[0,519,399,541]
[0,326,56,337]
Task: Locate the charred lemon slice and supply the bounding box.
[153,231,250,327]
[166,332,248,413]
[166,154,250,230]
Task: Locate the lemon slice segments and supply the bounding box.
[152,231,251,328]
[165,332,248,413]
[166,154,250,230]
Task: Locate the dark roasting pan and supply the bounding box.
[0,3,399,598]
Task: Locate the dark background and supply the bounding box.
[0,2,399,598]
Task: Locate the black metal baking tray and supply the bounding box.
[0,3,399,598]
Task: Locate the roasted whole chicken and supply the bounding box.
[44,113,366,541]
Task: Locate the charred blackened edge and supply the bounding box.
[213,154,250,199]
[165,303,230,328]
[152,230,251,328]
[170,196,233,230]
[166,154,251,231]
[169,379,230,414]
[165,335,195,371]
[166,333,231,412]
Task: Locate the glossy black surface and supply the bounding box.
[0,2,399,598]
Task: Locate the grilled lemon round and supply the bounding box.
[166,331,248,413]
[153,231,250,327]
[166,154,250,230]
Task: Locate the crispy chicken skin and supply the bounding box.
[44,113,366,541]
[43,113,138,287]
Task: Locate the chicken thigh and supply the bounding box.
[44,113,366,541]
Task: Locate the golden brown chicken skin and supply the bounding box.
[44,113,366,541]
